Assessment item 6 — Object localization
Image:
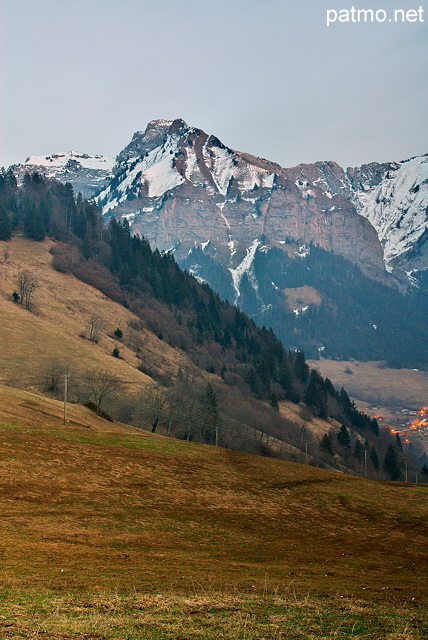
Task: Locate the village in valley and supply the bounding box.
[362,404,428,459]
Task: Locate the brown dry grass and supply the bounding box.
[0,386,427,638]
[0,384,145,434]
[284,285,322,312]
[279,399,340,437]
[0,384,426,599]
[307,358,428,409]
[0,237,194,390]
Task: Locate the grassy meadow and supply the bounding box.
[0,386,427,639]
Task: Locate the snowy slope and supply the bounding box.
[97,119,386,305]
[100,124,185,212]
[284,154,428,277]
[351,155,428,270]
[23,151,115,173]
[13,151,115,198]
[98,119,278,214]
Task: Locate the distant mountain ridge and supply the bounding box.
[11,121,427,282]
[301,154,428,275]
[12,151,114,198]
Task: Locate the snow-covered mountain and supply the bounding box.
[97,119,386,301]
[12,151,115,198]
[301,156,428,276]
[350,156,428,275]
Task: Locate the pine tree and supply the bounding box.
[245,368,258,395]
[337,424,351,448]
[256,356,271,391]
[294,350,309,383]
[279,364,300,403]
[304,372,328,418]
[24,203,45,241]
[369,418,380,436]
[370,447,380,470]
[0,203,12,240]
[199,383,219,444]
[384,444,401,480]
[320,434,334,456]
[269,392,279,412]
[353,439,364,460]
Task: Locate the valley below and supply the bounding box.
[308,358,428,457]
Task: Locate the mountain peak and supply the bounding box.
[145,118,187,131]
[141,118,191,139]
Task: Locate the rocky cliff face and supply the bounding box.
[13,151,115,198]
[15,122,426,289]
[97,119,387,305]
[288,155,428,277]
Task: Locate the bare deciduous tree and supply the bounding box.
[84,367,121,415]
[41,361,79,400]
[164,367,202,440]
[87,314,105,343]
[43,360,65,394]
[124,326,146,353]
[16,269,38,310]
[134,386,167,433]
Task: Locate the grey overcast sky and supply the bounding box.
[0,0,427,169]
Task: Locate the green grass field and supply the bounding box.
[0,388,427,638]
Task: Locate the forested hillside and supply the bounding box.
[243,243,428,367]
[0,168,424,481]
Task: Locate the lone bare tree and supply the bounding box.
[16,269,37,310]
[87,314,105,343]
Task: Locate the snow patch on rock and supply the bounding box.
[229,239,260,302]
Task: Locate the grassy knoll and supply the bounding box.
[0,388,427,638]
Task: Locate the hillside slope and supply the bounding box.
[0,236,191,389]
[0,383,145,434]
[0,236,343,465]
[0,402,426,605]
